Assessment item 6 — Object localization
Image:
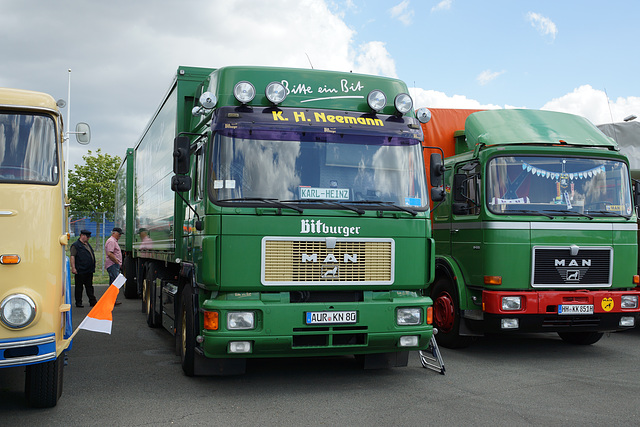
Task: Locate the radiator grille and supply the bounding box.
[262,238,393,285]
[532,246,612,288]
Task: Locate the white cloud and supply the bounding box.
[477,69,506,86]
[526,12,558,41]
[409,87,503,110]
[431,0,452,13]
[353,41,397,77]
[389,0,414,26]
[541,85,640,125]
[0,0,398,168]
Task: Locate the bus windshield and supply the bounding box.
[210,131,428,209]
[0,112,59,184]
[487,155,633,217]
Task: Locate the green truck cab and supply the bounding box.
[115,66,437,375]
[421,108,640,348]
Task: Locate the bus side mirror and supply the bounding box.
[173,136,190,174]
[171,175,192,192]
[75,122,91,145]
[430,153,445,187]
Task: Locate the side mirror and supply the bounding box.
[430,153,445,187]
[173,136,190,174]
[453,173,467,202]
[171,175,192,192]
[452,202,469,215]
[431,186,445,202]
[75,122,91,145]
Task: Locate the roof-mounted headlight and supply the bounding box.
[192,91,217,116]
[234,81,256,104]
[415,107,432,124]
[367,90,386,112]
[394,93,413,115]
[265,81,287,105]
[1,294,36,329]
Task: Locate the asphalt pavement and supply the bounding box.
[1,284,639,425]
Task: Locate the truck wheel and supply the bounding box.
[123,256,138,299]
[557,331,604,345]
[145,268,161,328]
[431,277,472,349]
[25,353,64,408]
[180,286,196,376]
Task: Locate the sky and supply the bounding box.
[1,0,639,168]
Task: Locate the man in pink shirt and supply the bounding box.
[105,227,123,305]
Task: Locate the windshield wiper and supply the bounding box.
[585,210,628,218]
[506,209,555,219]
[349,200,418,216]
[543,209,594,219]
[283,199,365,215]
[217,197,303,213]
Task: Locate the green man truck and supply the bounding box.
[114,66,436,375]
[420,108,640,348]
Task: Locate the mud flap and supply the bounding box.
[193,350,247,376]
[362,351,409,369]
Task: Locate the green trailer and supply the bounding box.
[114,66,437,375]
[421,108,640,348]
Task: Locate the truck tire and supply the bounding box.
[25,353,64,408]
[123,256,138,299]
[431,277,473,349]
[557,331,604,345]
[145,268,161,328]
[180,286,196,376]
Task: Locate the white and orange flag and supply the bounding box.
[76,274,126,334]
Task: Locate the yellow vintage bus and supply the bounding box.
[0,87,88,407]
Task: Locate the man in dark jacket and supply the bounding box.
[70,229,97,307]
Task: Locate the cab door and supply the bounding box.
[450,161,484,287]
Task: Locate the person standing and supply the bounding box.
[70,229,96,308]
[105,227,123,305]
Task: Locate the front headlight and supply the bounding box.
[396,308,422,325]
[502,296,522,311]
[1,294,36,328]
[227,311,255,330]
[621,295,638,309]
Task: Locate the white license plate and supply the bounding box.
[558,304,594,315]
[305,311,357,325]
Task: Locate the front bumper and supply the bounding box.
[0,333,57,368]
[199,292,433,358]
[477,289,640,333]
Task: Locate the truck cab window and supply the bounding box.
[453,162,480,215]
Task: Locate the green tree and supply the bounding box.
[68,149,121,229]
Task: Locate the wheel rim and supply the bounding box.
[145,280,151,315]
[434,291,456,333]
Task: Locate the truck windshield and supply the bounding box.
[487,155,633,217]
[210,132,428,209]
[0,112,58,184]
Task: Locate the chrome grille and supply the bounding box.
[262,237,394,285]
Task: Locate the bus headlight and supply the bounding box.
[227,311,255,330]
[1,294,36,329]
[397,308,421,325]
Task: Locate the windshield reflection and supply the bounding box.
[211,134,428,208]
[487,155,632,217]
[0,113,58,184]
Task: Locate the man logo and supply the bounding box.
[566,270,580,281]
